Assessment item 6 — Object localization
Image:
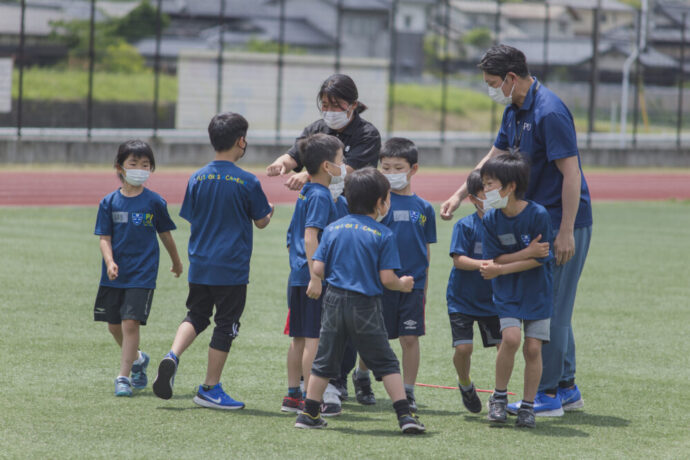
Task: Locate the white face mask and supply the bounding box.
[487,78,515,106]
[329,181,344,200]
[376,201,389,222]
[328,163,347,184]
[123,168,150,186]
[322,109,351,130]
[483,188,509,209]
[384,173,409,191]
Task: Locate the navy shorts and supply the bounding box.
[381,288,425,339]
[449,312,501,348]
[288,285,323,338]
[311,286,400,380]
[94,286,154,325]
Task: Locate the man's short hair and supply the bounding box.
[208,112,248,152]
[478,44,530,79]
[345,167,390,215]
[380,137,418,166]
[465,169,483,197]
[298,133,343,175]
[480,152,530,199]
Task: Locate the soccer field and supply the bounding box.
[1,202,689,459]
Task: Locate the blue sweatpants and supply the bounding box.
[538,225,592,393]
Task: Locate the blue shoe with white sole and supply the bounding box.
[193,383,245,410]
[558,385,584,411]
[131,351,150,389]
[508,392,564,417]
[115,376,132,397]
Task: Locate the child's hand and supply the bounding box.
[399,276,414,293]
[268,203,275,218]
[526,234,550,259]
[306,278,322,299]
[171,261,183,278]
[479,261,502,280]
[106,261,119,280]
[266,161,287,176]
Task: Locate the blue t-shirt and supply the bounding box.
[313,214,401,297]
[446,212,494,317]
[335,195,349,219]
[287,182,337,286]
[380,193,436,290]
[482,201,555,320]
[494,78,593,230]
[94,188,176,289]
[180,160,272,286]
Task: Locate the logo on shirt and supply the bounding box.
[403,319,418,330]
[395,210,427,227]
[195,173,246,185]
[393,210,409,222]
[332,222,381,237]
[143,213,154,227]
[523,122,532,132]
[298,193,306,201]
[498,233,518,246]
[521,234,531,246]
[112,212,128,223]
[345,145,351,152]
[131,213,144,226]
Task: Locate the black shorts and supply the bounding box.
[288,285,323,338]
[185,283,247,329]
[94,286,154,325]
[449,312,501,348]
[381,288,425,339]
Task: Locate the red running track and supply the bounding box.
[1,170,689,206]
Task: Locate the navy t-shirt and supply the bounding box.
[494,78,592,230]
[180,160,272,286]
[380,193,436,290]
[313,214,401,297]
[287,182,337,286]
[482,201,555,320]
[335,195,349,219]
[446,212,494,317]
[95,188,176,289]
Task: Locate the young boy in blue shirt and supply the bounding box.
[152,112,274,409]
[375,137,436,411]
[446,170,502,414]
[479,152,554,428]
[94,140,183,397]
[295,167,426,434]
[281,133,341,415]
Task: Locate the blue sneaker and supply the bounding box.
[558,385,584,411]
[508,392,564,417]
[131,351,150,389]
[114,377,132,397]
[193,383,245,410]
[152,352,178,400]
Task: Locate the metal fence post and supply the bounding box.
[216,0,226,114]
[86,0,96,139]
[17,0,26,138]
[275,0,286,143]
[335,0,343,73]
[677,13,687,149]
[440,0,450,143]
[387,0,398,137]
[490,0,502,140]
[542,1,550,84]
[588,4,601,148]
[632,16,642,149]
[152,0,163,138]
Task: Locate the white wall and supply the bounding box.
[176,51,389,133]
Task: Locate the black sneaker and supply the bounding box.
[406,392,418,412]
[460,384,482,414]
[398,413,426,434]
[516,406,536,428]
[295,412,327,429]
[352,371,376,405]
[152,353,177,400]
[487,395,507,423]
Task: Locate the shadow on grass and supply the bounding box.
[331,426,434,438]
[551,412,631,428]
[459,413,591,437]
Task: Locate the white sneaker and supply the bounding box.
[322,384,342,417]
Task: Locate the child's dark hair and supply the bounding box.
[208,112,248,152]
[317,74,368,114]
[380,137,418,166]
[465,169,483,197]
[298,133,344,175]
[115,140,155,180]
[480,152,530,199]
[345,167,390,215]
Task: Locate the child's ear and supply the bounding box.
[409,163,419,176]
[506,181,517,195]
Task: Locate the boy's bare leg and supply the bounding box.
[399,335,420,386]
[302,338,319,392]
[287,338,305,388]
[204,347,228,386]
[119,319,140,377]
[171,321,197,357]
[453,343,473,384]
[305,374,329,402]
[522,337,543,402]
[357,359,369,373]
[108,323,123,347]
[495,326,521,390]
[381,373,406,402]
